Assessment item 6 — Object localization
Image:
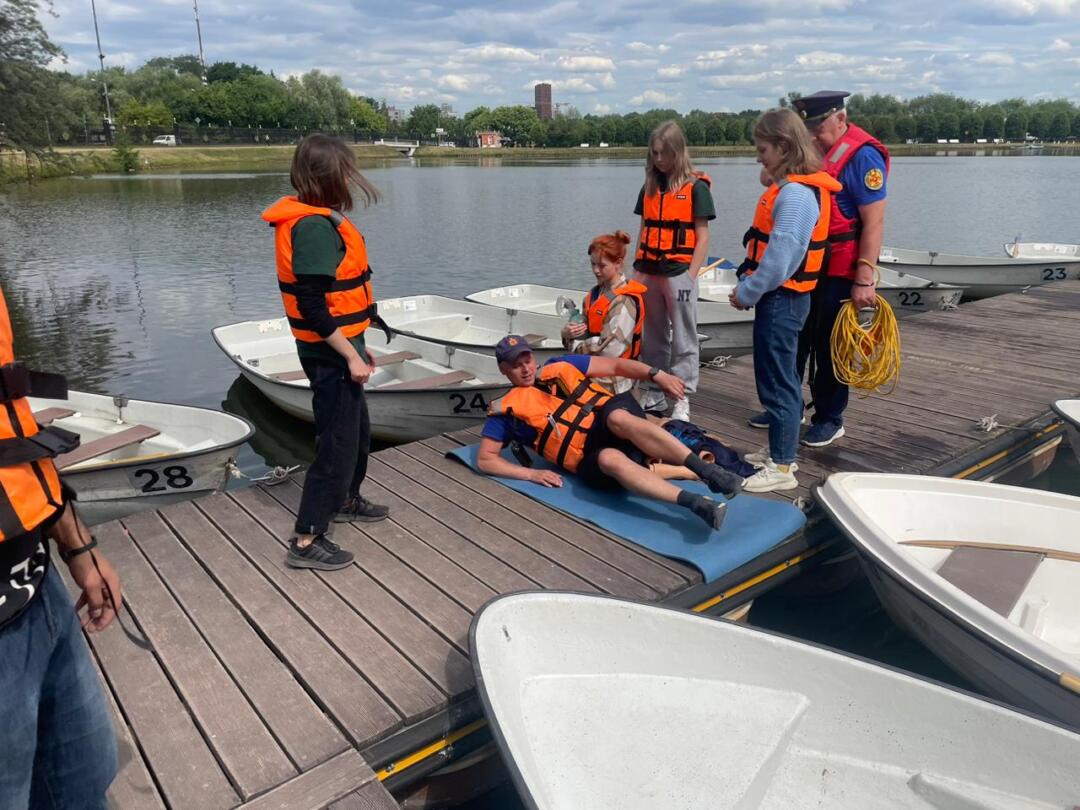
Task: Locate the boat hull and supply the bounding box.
[856,549,1080,729]
[879,246,1080,299]
[1052,400,1080,466]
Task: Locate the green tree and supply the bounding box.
[872,114,897,144]
[1072,113,1080,137]
[116,100,172,129]
[684,118,706,146]
[957,111,980,141]
[406,104,440,139]
[1003,112,1027,141]
[981,110,1005,140]
[939,112,959,139]
[895,116,916,142]
[491,105,539,145]
[144,54,204,78]
[205,61,263,84]
[704,116,725,145]
[1048,111,1071,141]
[350,96,386,137]
[916,113,939,142]
[463,106,493,134]
[1027,110,1048,139]
[0,0,65,152]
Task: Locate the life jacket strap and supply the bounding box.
[0,363,68,403]
[0,425,81,467]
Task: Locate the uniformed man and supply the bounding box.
[783,90,889,447]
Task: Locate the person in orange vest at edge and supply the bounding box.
[632,121,714,422]
[262,134,390,571]
[561,230,647,396]
[729,108,842,493]
[782,90,890,448]
[476,337,743,530]
[0,284,122,808]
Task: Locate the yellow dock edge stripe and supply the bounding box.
[375,427,1065,783]
[377,718,488,781]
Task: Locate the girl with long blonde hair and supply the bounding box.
[729,107,841,494]
[632,121,714,421]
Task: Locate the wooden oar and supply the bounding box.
[697,257,727,275]
[899,539,1080,564]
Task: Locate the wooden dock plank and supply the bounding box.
[329,780,401,810]
[276,477,497,616]
[378,447,661,599]
[104,514,297,799]
[239,482,474,697]
[185,493,402,747]
[404,439,696,592]
[236,751,377,810]
[125,507,349,772]
[79,523,239,809]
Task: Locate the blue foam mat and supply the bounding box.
[449,444,806,583]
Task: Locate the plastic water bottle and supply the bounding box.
[566,305,585,325]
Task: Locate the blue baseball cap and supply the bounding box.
[495,334,533,364]
[792,90,850,128]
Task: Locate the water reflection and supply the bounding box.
[222,375,314,472]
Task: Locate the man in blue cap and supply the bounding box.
[781,89,890,447]
[475,336,742,530]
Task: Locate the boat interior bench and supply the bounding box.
[379,370,476,391]
[56,424,161,470]
[34,407,76,425]
[933,545,1043,618]
[269,351,423,382]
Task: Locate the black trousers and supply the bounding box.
[796,276,854,427]
[294,358,371,536]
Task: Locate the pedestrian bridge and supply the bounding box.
[373,138,420,156]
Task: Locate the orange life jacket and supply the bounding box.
[738,172,843,294]
[635,173,711,271]
[583,279,647,360]
[491,360,612,473]
[821,124,890,279]
[262,197,375,343]
[0,287,75,542]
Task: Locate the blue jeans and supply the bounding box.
[796,276,853,427]
[0,564,118,809]
[753,288,812,465]
[294,358,372,536]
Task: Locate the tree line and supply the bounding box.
[4,1,1080,153]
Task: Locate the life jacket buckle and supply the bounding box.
[30,425,81,456]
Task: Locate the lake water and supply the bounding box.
[2,154,1078,807]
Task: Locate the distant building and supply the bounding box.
[439,103,456,118]
[534,83,553,120]
[475,130,502,148]
[387,106,405,124]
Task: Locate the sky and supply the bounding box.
[44,0,1080,114]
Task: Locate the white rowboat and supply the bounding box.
[29,391,253,525]
[817,472,1080,730]
[464,284,754,360]
[1053,400,1080,466]
[211,318,511,442]
[1004,241,1080,260]
[697,263,966,316]
[379,295,566,363]
[472,591,1080,810]
[878,245,1080,298]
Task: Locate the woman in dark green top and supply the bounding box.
[279,134,389,571]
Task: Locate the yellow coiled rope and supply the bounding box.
[830,295,902,395]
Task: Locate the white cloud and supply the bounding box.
[973,51,1016,65]
[594,103,612,114]
[629,89,676,106]
[598,72,616,89]
[437,74,472,91]
[657,65,685,79]
[693,45,769,70]
[556,55,616,72]
[556,77,599,93]
[793,51,859,69]
[462,44,540,63]
[626,41,670,53]
[703,71,784,88]
[1050,38,1072,51]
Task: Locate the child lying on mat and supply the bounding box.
[476,335,742,530]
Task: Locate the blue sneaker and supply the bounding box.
[747,411,770,429]
[802,422,845,447]
[749,410,810,429]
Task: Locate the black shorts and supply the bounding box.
[576,392,648,490]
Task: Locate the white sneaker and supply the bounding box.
[743,446,798,471]
[670,398,690,421]
[742,459,799,493]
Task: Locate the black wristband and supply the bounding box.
[648,366,661,380]
[59,535,98,563]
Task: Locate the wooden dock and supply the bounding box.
[80,282,1080,808]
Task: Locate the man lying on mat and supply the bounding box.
[476,335,742,530]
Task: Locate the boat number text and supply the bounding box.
[450,392,488,414]
[1042,267,1068,281]
[897,291,923,307]
[132,465,194,493]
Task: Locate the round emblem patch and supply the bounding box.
[864,168,884,191]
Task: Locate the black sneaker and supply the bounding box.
[286,534,354,570]
[334,495,390,523]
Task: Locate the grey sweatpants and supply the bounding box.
[634,270,700,401]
